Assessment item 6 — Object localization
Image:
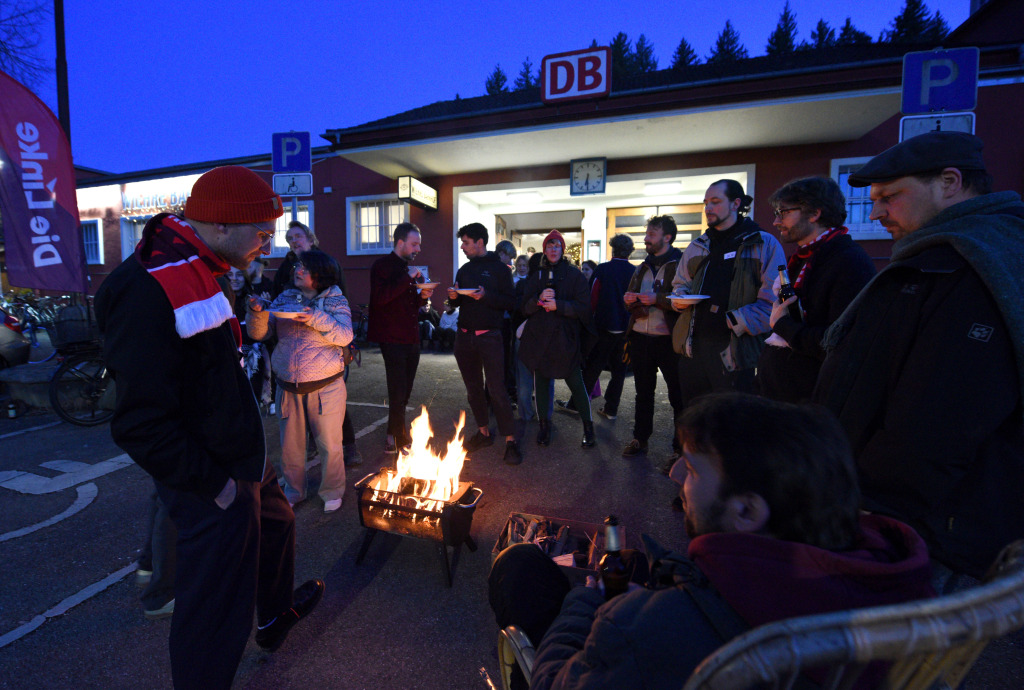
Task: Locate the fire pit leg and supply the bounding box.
[464,534,478,552]
[439,543,457,588]
[355,529,378,564]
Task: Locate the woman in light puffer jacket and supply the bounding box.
[248,249,353,513]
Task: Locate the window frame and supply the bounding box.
[347,194,409,256]
[831,157,892,241]
[81,219,104,265]
[270,200,315,259]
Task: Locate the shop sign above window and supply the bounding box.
[541,47,611,104]
[397,176,438,210]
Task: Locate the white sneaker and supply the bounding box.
[268,403,276,416]
[323,498,342,513]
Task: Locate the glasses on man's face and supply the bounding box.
[773,207,801,220]
[247,224,275,244]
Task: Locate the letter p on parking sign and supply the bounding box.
[902,48,979,115]
[272,132,311,173]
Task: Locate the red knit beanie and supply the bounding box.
[184,166,284,224]
[543,229,565,255]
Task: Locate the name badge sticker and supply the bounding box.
[724,251,737,260]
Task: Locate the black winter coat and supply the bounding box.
[519,259,592,378]
[757,233,875,402]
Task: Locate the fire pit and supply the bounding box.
[353,408,483,587]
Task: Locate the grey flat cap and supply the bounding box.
[848,131,986,187]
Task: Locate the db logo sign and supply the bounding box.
[542,47,611,104]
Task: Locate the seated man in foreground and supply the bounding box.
[489,393,934,689]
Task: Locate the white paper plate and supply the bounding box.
[416,282,439,290]
[271,310,305,319]
[454,288,479,295]
[668,295,710,306]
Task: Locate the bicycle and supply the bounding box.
[48,340,114,427]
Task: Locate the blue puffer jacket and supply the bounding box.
[247,286,353,384]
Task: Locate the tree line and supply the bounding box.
[485,0,951,95]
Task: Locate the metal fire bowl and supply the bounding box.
[354,469,481,546]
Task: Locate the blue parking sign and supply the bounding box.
[271,132,311,173]
[902,48,979,115]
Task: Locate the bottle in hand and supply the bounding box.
[599,515,629,600]
[777,265,803,322]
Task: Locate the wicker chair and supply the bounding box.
[497,541,1024,690]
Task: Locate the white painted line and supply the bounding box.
[0,420,62,441]
[355,415,390,440]
[40,460,94,473]
[0,453,133,495]
[346,402,390,409]
[0,483,98,543]
[0,562,136,649]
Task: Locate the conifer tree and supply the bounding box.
[485,64,509,95]
[883,0,931,42]
[671,36,700,69]
[633,34,658,72]
[924,10,950,43]
[837,17,872,46]
[707,20,749,63]
[513,57,537,91]
[610,32,636,77]
[766,2,798,56]
[809,19,837,49]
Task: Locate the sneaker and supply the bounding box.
[555,399,578,415]
[504,440,523,465]
[596,407,617,420]
[384,437,398,455]
[464,430,495,452]
[621,439,648,458]
[268,403,276,416]
[255,579,325,652]
[135,568,153,587]
[324,498,342,513]
[143,598,175,620]
[344,444,363,467]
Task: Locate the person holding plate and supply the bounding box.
[248,249,353,512]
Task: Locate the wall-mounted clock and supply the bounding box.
[570,157,606,196]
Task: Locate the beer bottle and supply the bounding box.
[777,265,803,322]
[599,516,629,600]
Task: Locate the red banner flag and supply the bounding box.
[0,69,85,293]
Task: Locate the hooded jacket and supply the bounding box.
[519,252,593,379]
[450,250,515,331]
[530,514,933,690]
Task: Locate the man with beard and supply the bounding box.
[620,216,684,458]
[369,222,435,454]
[96,166,325,687]
[671,179,785,407]
[815,131,1024,585]
[756,177,875,402]
[488,393,933,690]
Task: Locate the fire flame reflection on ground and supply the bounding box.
[369,407,468,517]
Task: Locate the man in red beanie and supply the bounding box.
[96,165,325,688]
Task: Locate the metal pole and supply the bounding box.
[54,0,71,143]
[291,197,297,222]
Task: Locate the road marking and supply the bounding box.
[354,415,390,440]
[0,453,133,495]
[0,562,135,649]
[0,420,62,441]
[0,483,98,543]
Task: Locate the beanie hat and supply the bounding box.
[184,166,284,224]
[543,229,566,255]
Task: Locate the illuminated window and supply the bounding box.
[348,196,409,255]
[81,220,104,265]
[270,201,314,258]
[831,158,890,241]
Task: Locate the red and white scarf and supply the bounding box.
[136,213,241,346]
[787,226,848,289]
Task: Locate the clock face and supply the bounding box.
[570,158,606,195]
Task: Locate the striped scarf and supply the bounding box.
[787,226,847,289]
[135,213,241,347]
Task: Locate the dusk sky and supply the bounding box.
[27,0,970,174]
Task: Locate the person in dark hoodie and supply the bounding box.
[671,180,785,409]
[489,392,934,690]
[621,216,685,458]
[519,230,596,448]
[447,222,522,465]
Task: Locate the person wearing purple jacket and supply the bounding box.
[368,222,435,454]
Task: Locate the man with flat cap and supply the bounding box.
[815,131,1024,588]
[97,166,324,688]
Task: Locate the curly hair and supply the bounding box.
[297,249,340,293]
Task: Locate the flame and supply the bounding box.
[371,407,467,515]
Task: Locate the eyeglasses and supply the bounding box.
[294,264,308,274]
[247,224,275,243]
[773,207,801,219]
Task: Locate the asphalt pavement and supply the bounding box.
[0,347,1020,689]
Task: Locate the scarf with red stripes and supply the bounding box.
[787,226,848,289]
[135,213,241,347]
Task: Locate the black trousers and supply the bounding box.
[454,329,516,437]
[379,342,420,444]
[157,462,295,689]
[629,333,683,445]
[581,330,628,415]
[677,337,755,409]
[139,481,177,611]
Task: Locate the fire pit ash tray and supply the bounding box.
[353,468,483,587]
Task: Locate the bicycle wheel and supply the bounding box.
[49,352,116,426]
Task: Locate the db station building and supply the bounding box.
[76,0,1023,307]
